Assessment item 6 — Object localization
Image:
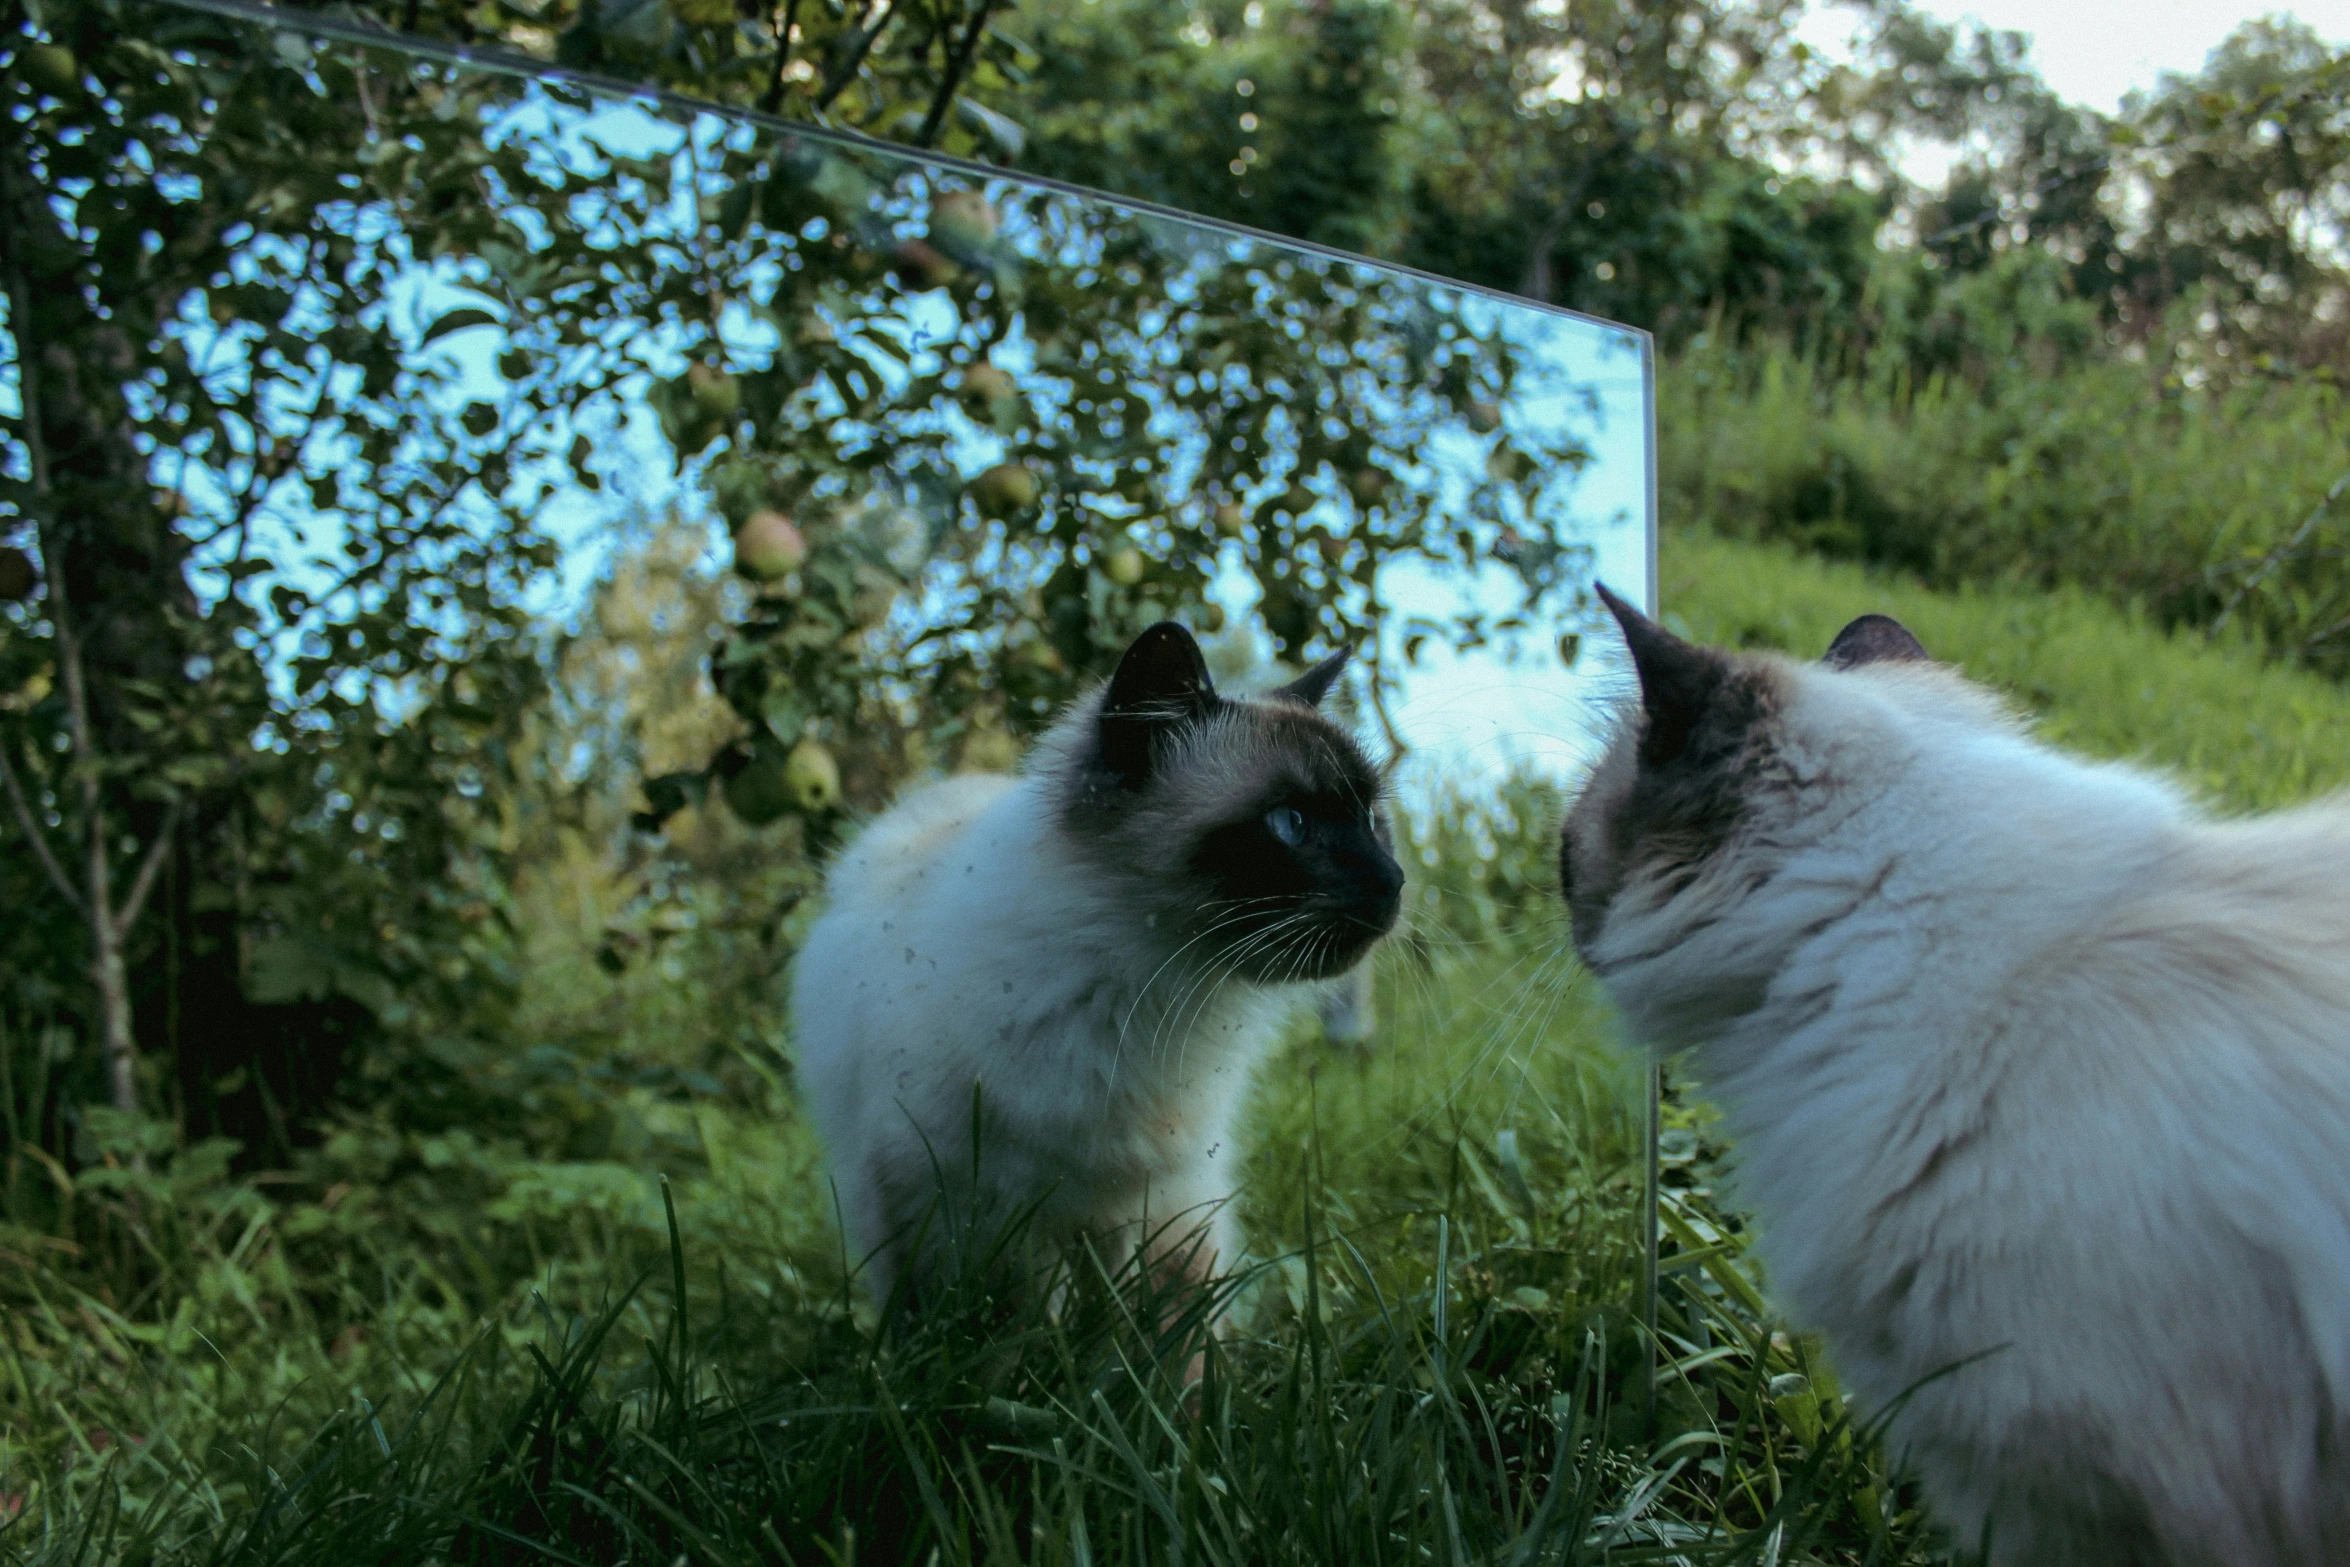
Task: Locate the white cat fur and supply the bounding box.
[1575,646,2350,1565]
[793,766,1298,1306]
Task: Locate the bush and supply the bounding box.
[1663,316,2350,676]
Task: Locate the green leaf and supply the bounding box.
[954,97,1027,159]
[419,307,502,345]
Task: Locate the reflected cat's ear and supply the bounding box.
[1099,622,1218,783]
[1823,614,1929,670]
[1274,647,1351,709]
[1594,583,1733,769]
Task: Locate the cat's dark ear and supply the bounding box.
[1594,583,1736,768]
[1823,614,1928,670]
[1099,622,1218,783]
[1274,647,1350,708]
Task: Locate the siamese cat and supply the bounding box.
[795,622,1403,1309]
[1561,588,2350,1567]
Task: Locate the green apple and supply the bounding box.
[784,739,841,812]
[927,190,999,254]
[969,462,1039,518]
[723,754,794,826]
[1103,547,1147,586]
[732,510,806,582]
[957,364,1021,427]
[19,44,78,97]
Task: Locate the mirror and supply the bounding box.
[162,4,1653,805]
[10,1,1667,1549]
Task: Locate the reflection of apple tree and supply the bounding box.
[606,126,1597,831]
[0,16,1605,1130]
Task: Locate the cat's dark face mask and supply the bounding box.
[1188,771,1403,982]
[1072,623,1403,983]
[1557,588,1926,959]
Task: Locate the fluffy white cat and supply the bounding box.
[794,622,1402,1308]
[1560,590,2350,1566]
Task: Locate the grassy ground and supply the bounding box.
[9,532,2350,1564]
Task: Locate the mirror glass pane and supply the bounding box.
[9,6,1662,1535]
[159,8,1651,806]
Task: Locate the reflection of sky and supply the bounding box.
[121,45,1652,795]
[1197,306,1650,803]
[476,89,1658,800]
[1373,314,1649,803]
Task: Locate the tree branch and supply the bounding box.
[0,172,92,798]
[916,0,998,148]
[5,119,143,1117]
[1,193,106,898]
[1519,165,1595,303]
[761,0,806,116]
[815,0,899,115]
[0,740,86,914]
[114,798,183,937]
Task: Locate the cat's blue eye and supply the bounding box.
[1266,805,1306,847]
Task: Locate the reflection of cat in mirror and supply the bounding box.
[1198,634,1384,1052]
[794,622,1404,1308]
[1561,589,2350,1566]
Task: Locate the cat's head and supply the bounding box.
[1558,589,2006,1039]
[1053,622,1403,983]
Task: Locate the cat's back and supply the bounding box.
[2173,793,2350,942]
[2096,796,2350,1055]
[817,771,1022,918]
[793,771,1029,1118]
[1880,790,2350,1562]
[794,772,1023,1051]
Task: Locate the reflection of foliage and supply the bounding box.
[314,0,2350,391]
[1,11,563,1148]
[540,120,1600,824]
[0,9,1606,1182]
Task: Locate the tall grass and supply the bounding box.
[3,767,1922,1562]
[1,935,1920,1562]
[1663,334,2350,678]
[16,534,2350,1564]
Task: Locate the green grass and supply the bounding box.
[1664,529,2350,810]
[12,532,2350,1565]
[1663,330,2350,680]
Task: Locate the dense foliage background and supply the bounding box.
[10,0,2350,1560]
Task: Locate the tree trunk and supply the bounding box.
[2,95,196,1122]
[92,931,137,1115]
